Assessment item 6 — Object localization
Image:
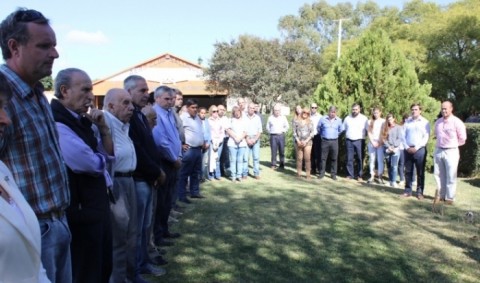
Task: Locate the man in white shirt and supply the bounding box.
[243,103,263,179]
[310,103,322,175]
[103,88,138,283]
[343,103,368,181]
[267,104,289,169]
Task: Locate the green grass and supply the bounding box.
[150,148,480,283]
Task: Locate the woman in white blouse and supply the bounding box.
[367,107,386,184]
[226,106,247,183]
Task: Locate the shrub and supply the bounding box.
[458,123,480,177]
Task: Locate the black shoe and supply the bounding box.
[164,232,181,239]
[156,239,174,247]
[191,194,205,199]
[150,255,168,266]
[179,198,191,204]
[332,176,337,180]
[279,164,285,169]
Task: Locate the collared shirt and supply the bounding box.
[104,111,137,173]
[208,116,225,145]
[244,113,263,137]
[201,119,211,143]
[227,117,247,147]
[267,114,289,134]
[318,115,344,139]
[56,108,113,187]
[181,112,204,147]
[172,107,185,144]
[153,105,182,163]
[403,115,430,150]
[219,116,231,137]
[434,115,466,148]
[310,112,322,135]
[343,113,368,140]
[0,64,69,215]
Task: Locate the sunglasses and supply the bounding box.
[311,107,317,109]
[14,9,44,22]
[211,110,218,113]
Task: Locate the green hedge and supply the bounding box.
[265,117,480,178]
[458,123,480,177]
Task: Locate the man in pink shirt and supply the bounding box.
[433,101,467,205]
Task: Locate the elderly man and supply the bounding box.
[51,68,113,283]
[433,101,466,205]
[177,98,206,203]
[124,75,167,278]
[401,103,430,199]
[318,106,344,180]
[243,103,263,179]
[267,104,289,169]
[343,103,368,181]
[103,88,138,283]
[0,8,71,282]
[152,86,182,247]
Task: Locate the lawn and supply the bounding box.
[150,148,480,283]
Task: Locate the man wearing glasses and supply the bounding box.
[0,8,71,282]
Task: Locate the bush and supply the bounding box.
[458,123,480,177]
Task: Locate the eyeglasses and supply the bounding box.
[212,110,218,113]
[311,107,317,109]
[14,9,44,22]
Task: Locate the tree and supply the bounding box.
[205,35,321,112]
[40,76,53,90]
[313,29,436,122]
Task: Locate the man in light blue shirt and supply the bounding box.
[317,106,344,180]
[243,103,262,179]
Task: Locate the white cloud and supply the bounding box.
[66,30,109,45]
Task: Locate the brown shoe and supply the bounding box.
[357,177,362,182]
[254,176,260,180]
[417,194,425,200]
[242,176,248,180]
[445,200,454,205]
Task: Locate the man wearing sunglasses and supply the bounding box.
[0,8,71,282]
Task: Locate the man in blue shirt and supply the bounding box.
[317,106,344,180]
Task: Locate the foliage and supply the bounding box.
[205,35,321,113]
[314,29,435,121]
[458,123,480,177]
[40,76,53,90]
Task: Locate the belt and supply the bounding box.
[37,210,65,220]
[270,133,284,136]
[322,137,338,141]
[439,147,455,150]
[188,146,202,149]
[114,171,134,177]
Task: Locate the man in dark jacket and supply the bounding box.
[51,68,113,283]
[125,75,170,279]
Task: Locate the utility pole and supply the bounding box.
[333,18,350,59]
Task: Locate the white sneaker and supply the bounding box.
[390,182,398,188]
[367,177,374,184]
[398,181,405,187]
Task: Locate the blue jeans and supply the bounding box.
[229,146,246,180]
[386,150,400,184]
[209,142,223,179]
[134,181,153,273]
[243,141,260,177]
[39,215,72,283]
[177,147,202,199]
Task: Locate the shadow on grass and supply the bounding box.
[464,178,480,188]
[155,175,474,283]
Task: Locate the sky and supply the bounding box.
[0,0,455,80]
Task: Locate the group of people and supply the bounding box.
[0,8,201,283]
[291,101,467,205]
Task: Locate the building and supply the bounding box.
[92,53,225,108]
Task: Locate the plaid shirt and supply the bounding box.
[0,65,69,214]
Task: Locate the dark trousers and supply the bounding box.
[220,136,230,176]
[319,138,339,178]
[270,133,285,167]
[346,139,364,178]
[154,163,177,244]
[404,147,426,196]
[311,134,321,173]
[68,199,112,283]
[398,149,405,182]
